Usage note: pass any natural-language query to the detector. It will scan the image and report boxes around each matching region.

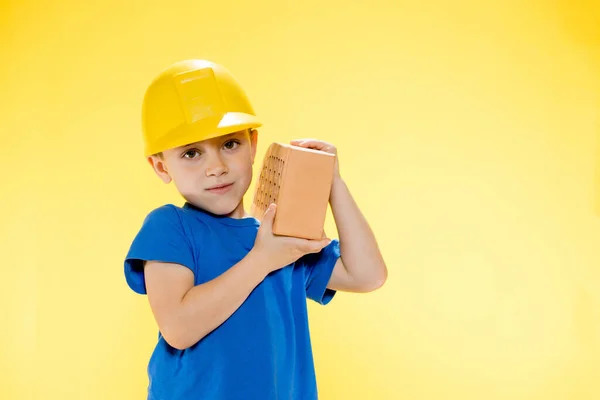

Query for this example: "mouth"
[205,182,234,193]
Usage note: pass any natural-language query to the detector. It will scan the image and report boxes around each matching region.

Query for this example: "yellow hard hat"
[141,59,262,156]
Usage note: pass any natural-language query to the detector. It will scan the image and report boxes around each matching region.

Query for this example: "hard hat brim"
[218,112,262,132]
[144,112,262,156]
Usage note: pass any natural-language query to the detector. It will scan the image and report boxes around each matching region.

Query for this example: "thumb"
[261,203,277,229]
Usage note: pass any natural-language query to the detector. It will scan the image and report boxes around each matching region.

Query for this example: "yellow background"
[2,0,600,399]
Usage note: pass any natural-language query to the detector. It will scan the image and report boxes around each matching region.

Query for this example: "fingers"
[290,138,313,144]
[290,139,321,148]
[295,237,331,254]
[290,139,335,154]
[309,238,331,253]
[291,139,317,146]
[317,237,332,248]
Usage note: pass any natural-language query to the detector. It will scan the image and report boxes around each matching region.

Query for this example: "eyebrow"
[180,132,244,148]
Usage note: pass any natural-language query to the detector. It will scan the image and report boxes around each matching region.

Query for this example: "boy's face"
[148,129,259,218]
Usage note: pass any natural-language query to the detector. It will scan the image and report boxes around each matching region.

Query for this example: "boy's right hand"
[251,203,331,275]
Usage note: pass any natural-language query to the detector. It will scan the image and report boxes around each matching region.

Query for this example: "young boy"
[124,59,387,400]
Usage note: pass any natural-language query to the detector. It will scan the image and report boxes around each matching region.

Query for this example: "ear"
[249,128,259,164]
[147,155,172,184]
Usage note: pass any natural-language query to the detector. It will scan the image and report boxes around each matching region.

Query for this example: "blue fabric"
[125,203,340,400]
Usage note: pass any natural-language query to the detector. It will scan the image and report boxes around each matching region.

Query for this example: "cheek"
[228,160,253,188]
[171,167,201,191]
[230,154,251,173]
[240,160,254,180]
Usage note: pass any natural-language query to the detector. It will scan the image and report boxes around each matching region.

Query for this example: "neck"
[228,199,249,219]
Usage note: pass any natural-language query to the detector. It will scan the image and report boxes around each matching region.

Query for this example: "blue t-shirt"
[124,202,340,400]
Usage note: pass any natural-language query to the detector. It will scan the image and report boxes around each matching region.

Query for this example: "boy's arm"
[288,138,387,293]
[326,176,388,293]
[144,250,267,351]
[141,204,331,351]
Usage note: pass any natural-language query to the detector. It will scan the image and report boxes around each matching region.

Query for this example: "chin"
[210,204,238,216]
[189,196,242,216]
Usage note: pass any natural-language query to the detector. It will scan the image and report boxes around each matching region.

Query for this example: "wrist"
[330,175,345,200]
[246,248,273,279]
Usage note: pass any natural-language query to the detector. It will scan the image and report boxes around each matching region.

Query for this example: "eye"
[224,140,240,150]
[182,149,201,159]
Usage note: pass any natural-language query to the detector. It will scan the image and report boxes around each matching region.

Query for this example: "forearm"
[166,250,267,349]
[329,177,387,289]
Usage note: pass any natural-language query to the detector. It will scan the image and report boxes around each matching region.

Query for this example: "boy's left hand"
[290,139,341,180]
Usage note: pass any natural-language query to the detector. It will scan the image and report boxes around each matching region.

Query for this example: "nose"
[205,151,228,177]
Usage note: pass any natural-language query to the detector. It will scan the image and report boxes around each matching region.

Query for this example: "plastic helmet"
[141,59,262,156]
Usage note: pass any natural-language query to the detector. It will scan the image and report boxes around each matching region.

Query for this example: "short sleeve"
[297,239,341,305]
[124,205,196,295]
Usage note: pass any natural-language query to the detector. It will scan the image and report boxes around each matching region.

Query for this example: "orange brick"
[250,142,336,240]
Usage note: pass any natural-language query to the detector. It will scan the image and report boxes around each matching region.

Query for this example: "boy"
[124,59,387,400]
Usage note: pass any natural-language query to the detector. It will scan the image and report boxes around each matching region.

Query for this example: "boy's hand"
[290,139,341,180]
[251,203,331,275]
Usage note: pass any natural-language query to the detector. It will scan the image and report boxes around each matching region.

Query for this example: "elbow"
[368,276,387,292]
[354,262,387,293]
[366,262,388,292]
[161,325,203,351]
[162,331,191,351]
[376,268,388,290]
[165,338,192,351]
